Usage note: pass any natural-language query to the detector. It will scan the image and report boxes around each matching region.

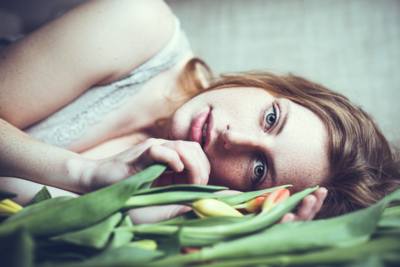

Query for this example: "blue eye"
[265,105,278,129]
[251,155,267,187]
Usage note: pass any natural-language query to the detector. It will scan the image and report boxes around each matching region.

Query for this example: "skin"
[168,87,330,192]
[0,0,328,223]
[85,86,330,223]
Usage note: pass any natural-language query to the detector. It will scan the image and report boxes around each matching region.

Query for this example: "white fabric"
[24,17,191,148]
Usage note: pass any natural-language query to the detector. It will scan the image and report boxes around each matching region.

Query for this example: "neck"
[142,53,196,139]
[142,78,187,140]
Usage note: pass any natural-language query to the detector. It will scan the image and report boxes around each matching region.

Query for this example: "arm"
[0,129,210,211]
[0,120,327,223]
[0,0,177,198]
[0,118,91,194]
[0,0,175,128]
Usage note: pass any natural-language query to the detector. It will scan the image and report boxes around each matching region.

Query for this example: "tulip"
[0,198,23,216]
[262,188,290,213]
[235,195,267,213]
[247,195,272,213]
[129,239,158,250]
[192,199,243,218]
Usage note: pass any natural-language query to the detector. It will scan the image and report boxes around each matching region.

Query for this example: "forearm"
[0,119,93,193]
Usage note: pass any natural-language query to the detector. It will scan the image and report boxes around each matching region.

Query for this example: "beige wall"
[1,0,399,145]
[167,0,400,146]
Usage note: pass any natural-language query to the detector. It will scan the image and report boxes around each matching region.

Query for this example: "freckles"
[278,165,322,192]
[209,153,249,189]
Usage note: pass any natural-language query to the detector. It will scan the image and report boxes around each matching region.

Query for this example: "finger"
[118,138,167,162]
[279,213,296,224]
[311,187,328,215]
[296,195,317,221]
[183,142,210,185]
[165,141,210,185]
[192,142,211,183]
[138,145,185,173]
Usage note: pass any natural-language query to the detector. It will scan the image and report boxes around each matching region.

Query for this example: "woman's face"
[168,87,330,192]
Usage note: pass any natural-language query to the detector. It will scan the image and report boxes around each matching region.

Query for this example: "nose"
[221,128,261,151]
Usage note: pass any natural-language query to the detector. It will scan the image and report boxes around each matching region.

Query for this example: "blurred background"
[0,0,399,146]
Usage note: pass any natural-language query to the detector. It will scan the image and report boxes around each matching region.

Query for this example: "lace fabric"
[24,17,191,148]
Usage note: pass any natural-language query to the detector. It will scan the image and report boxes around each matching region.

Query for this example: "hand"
[279,187,328,223]
[81,138,210,192]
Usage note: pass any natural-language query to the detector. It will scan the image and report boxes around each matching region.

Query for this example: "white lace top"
[23,17,191,148]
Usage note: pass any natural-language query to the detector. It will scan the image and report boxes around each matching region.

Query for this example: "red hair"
[176,58,400,218]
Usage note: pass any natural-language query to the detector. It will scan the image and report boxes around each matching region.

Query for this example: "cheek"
[208,152,250,190]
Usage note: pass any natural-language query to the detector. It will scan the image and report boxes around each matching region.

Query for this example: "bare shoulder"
[0,0,176,128]
[42,0,176,77]
[77,0,177,81]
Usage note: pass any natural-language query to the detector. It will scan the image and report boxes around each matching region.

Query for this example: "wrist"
[65,157,97,194]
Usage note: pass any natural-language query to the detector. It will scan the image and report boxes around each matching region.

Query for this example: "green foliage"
[0,164,166,237]
[51,213,123,249]
[1,164,399,267]
[27,186,52,206]
[0,227,34,267]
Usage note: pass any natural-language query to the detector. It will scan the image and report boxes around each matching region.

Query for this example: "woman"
[0,0,398,223]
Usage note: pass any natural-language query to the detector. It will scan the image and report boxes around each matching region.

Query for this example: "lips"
[202,109,213,149]
[189,107,211,148]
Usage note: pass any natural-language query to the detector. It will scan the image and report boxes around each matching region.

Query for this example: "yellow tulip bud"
[193,199,243,218]
[129,239,157,250]
[0,198,23,216]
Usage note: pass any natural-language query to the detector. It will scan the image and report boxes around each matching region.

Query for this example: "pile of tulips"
[0,164,399,267]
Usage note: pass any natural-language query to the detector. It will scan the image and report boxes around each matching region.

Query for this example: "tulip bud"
[244,196,267,213]
[0,198,23,216]
[262,188,290,213]
[129,239,157,250]
[193,199,243,218]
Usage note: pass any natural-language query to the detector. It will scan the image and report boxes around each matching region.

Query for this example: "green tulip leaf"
[27,186,52,206]
[51,213,123,249]
[217,184,291,205]
[40,246,164,267]
[0,227,34,267]
[0,164,166,237]
[136,184,228,195]
[109,215,134,248]
[124,191,218,209]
